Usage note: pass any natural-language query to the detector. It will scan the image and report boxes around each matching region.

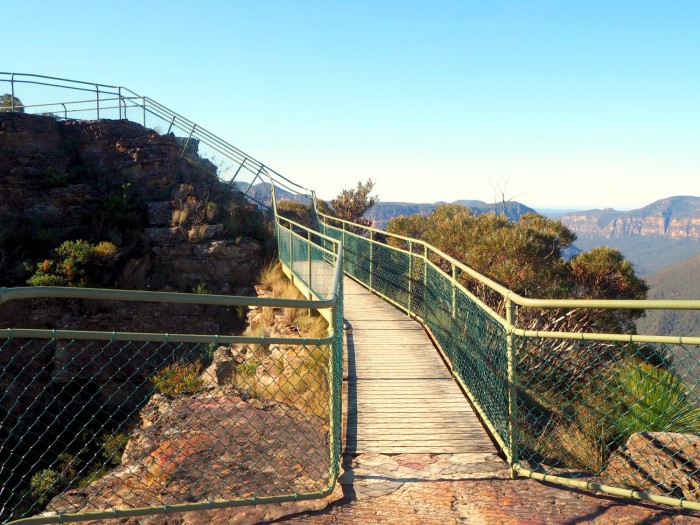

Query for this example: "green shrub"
[151,362,204,395]
[27,239,119,287]
[520,358,700,473]
[236,361,259,377]
[612,361,700,439]
[29,469,60,504]
[101,432,129,466]
[192,283,210,295]
[95,241,118,258]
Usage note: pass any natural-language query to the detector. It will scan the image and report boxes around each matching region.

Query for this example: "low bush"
[26,239,118,287]
[150,362,204,395]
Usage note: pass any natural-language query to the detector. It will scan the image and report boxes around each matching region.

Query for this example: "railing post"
[342,222,346,270]
[180,123,197,158]
[407,240,413,316]
[451,261,457,319]
[118,86,123,119]
[166,115,176,135]
[10,73,16,111]
[369,230,373,292]
[505,297,518,479]
[95,84,100,119]
[142,97,147,127]
[423,244,428,320]
[289,227,294,277]
[307,229,312,297]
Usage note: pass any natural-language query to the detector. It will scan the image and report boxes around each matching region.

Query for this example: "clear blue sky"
[4,1,699,209]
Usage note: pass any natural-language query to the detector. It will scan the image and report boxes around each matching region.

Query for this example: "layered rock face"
[0,111,268,293]
[0,112,272,522]
[559,197,700,240]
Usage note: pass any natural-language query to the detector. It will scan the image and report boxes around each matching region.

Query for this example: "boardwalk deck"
[342,277,496,455]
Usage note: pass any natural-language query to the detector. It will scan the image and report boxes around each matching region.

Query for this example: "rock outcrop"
[47,393,329,515]
[0,111,268,292]
[603,432,700,501]
[559,197,700,240]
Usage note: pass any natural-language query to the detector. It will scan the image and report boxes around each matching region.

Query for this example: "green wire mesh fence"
[514,334,700,503]
[1,217,342,524]
[0,334,332,523]
[0,72,346,524]
[317,211,700,509]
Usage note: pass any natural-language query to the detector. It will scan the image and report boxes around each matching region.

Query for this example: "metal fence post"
[342,223,346,269]
[10,73,15,111]
[451,262,457,319]
[166,115,177,135]
[180,123,197,158]
[505,296,518,479]
[408,240,413,316]
[423,244,428,320]
[289,227,294,276]
[369,230,374,292]
[95,84,100,119]
[307,229,313,298]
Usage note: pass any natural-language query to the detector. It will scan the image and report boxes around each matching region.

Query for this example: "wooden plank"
[341,276,495,455]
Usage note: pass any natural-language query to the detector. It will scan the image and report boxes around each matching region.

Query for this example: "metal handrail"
[316,210,700,313]
[0,72,346,524]
[315,206,700,512]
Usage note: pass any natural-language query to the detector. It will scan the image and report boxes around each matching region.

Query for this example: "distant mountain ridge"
[366,200,536,228]
[362,195,700,275]
[555,196,700,240]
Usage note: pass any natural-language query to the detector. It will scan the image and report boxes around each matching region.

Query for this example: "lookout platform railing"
[316,209,700,511]
[2,72,700,521]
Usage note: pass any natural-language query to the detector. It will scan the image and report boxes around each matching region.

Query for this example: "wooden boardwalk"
[342,277,496,455]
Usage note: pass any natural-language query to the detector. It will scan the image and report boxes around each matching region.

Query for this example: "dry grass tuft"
[230,262,332,417]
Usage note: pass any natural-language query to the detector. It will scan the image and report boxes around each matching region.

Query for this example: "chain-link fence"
[1,215,343,524]
[0,72,312,210]
[318,212,700,510]
[514,332,700,505]
[0,72,345,523]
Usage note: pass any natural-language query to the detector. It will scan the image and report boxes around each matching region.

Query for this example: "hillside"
[636,253,700,337]
[551,197,700,274]
[554,196,700,240]
[573,236,700,275]
[366,200,536,228]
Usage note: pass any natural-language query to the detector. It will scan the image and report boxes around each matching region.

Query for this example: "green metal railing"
[0,221,343,525]
[0,72,309,208]
[4,71,700,518]
[0,74,343,524]
[316,209,700,511]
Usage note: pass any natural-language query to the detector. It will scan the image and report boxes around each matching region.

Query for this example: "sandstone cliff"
[0,112,268,294]
[558,196,700,240]
[0,112,274,521]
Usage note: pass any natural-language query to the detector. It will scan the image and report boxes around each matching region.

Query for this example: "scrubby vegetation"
[232,262,331,417]
[386,204,698,477]
[275,200,315,228]
[25,239,118,287]
[327,179,378,228]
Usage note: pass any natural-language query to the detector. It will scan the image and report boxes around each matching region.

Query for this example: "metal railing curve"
[315,207,700,512]
[0,73,343,524]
